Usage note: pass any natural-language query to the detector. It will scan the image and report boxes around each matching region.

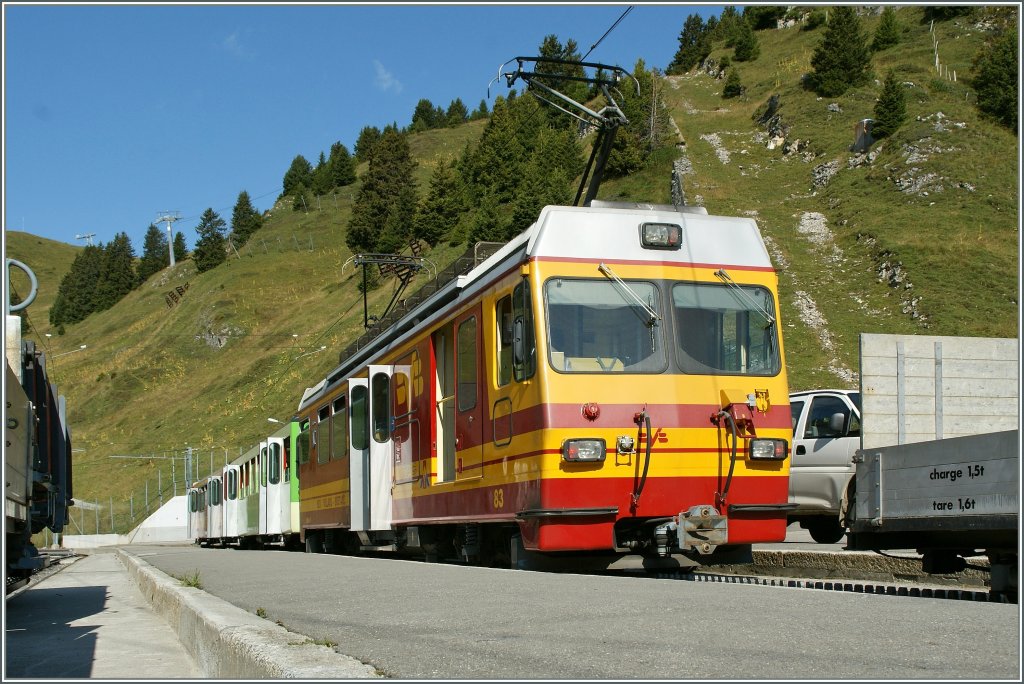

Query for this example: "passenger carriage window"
[351,385,370,451]
[260,447,268,487]
[296,420,311,464]
[512,280,536,381]
[227,470,236,501]
[372,373,391,443]
[331,397,348,460]
[545,278,666,373]
[269,443,282,485]
[672,282,780,376]
[317,405,330,464]
[213,479,222,506]
[496,295,513,387]
[457,317,478,411]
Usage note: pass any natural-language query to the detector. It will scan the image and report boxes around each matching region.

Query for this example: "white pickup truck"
[787,389,861,543]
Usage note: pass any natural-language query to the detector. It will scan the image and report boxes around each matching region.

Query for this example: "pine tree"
[510,127,580,230]
[872,70,907,139]
[281,155,313,197]
[94,232,137,310]
[470,98,489,120]
[605,59,671,177]
[723,67,744,98]
[137,223,169,283]
[872,6,901,52]
[414,158,464,246]
[312,151,332,196]
[743,5,787,30]
[668,13,712,74]
[714,6,744,47]
[807,7,872,97]
[733,18,761,62]
[50,245,103,327]
[292,184,312,212]
[230,190,262,247]
[463,95,543,205]
[328,141,356,188]
[468,191,507,244]
[972,29,1018,131]
[193,208,227,273]
[536,35,589,125]
[354,125,382,162]
[173,232,189,262]
[446,98,468,127]
[411,98,440,132]
[346,127,418,254]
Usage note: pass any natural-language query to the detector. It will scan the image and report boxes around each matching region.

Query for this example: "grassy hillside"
[6,6,1017,528]
[5,231,79,340]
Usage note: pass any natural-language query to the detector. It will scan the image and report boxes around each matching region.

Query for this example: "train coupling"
[654,506,728,556]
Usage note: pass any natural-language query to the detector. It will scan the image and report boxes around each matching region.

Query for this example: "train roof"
[298,202,773,412]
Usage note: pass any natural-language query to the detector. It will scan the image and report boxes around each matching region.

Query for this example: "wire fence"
[47,446,251,539]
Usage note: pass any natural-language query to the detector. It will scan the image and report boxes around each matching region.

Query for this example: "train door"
[368,365,395,531]
[208,476,224,541]
[258,441,269,537]
[390,359,417,520]
[349,378,371,531]
[455,309,483,480]
[433,324,456,482]
[267,435,288,535]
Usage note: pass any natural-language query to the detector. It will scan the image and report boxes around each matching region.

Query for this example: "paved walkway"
[5,550,199,679]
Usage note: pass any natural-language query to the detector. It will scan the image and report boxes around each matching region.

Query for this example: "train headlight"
[640,222,682,250]
[749,438,788,460]
[562,438,606,462]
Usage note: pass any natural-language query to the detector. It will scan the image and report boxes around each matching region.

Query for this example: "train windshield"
[544,277,667,373]
[671,282,780,376]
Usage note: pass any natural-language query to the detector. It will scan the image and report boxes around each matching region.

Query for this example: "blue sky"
[4,3,723,251]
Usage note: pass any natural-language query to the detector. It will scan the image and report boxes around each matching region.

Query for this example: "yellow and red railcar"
[297,201,793,569]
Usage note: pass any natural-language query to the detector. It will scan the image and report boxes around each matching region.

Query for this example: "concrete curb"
[115,549,382,678]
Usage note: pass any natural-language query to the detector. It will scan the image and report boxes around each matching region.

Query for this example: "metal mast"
[156,211,182,268]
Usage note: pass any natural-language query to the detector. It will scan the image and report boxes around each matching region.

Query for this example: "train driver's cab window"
[545,278,665,373]
[496,295,514,387]
[672,282,780,376]
[512,280,536,381]
[296,420,310,465]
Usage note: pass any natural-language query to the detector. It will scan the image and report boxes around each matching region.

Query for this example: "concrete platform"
[4,526,993,678]
[4,549,200,679]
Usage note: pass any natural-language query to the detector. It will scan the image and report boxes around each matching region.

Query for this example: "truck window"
[790,400,805,433]
[805,396,851,439]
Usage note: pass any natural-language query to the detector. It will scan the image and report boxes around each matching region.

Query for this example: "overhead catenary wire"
[581,5,634,61]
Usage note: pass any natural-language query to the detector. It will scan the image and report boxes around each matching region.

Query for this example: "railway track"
[645,568,1013,603]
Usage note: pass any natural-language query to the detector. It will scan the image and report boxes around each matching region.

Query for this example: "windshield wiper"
[713,269,776,327]
[598,263,661,327]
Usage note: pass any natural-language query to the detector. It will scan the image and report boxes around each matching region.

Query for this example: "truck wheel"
[808,518,846,544]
